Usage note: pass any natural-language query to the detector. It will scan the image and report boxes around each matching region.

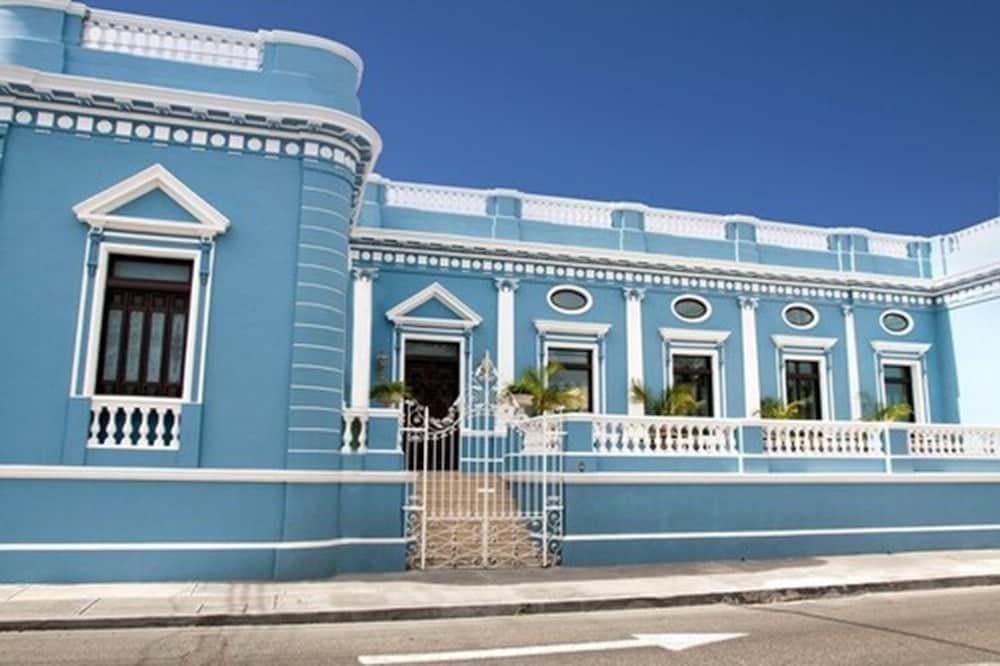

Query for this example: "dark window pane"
[112,258,191,283]
[672,354,714,416]
[167,314,186,386]
[549,289,588,311]
[124,311,145,383]
[102,309,123,382]
[883,364,916,422]
[785,359,821,420]
[674,298,708,320]
[549,347,592,412]
[146,312,166,383]
[406,340,460,361]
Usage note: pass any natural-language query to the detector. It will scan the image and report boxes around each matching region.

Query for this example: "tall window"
[883,364,916,423]
[548,348,593,412]
[96,256,193,397]
[785,359,822,420]
[672,354,714,416]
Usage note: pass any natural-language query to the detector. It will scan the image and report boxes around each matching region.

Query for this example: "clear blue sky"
[95,0,999,236]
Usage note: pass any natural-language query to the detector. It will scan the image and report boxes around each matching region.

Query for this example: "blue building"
[3,1,1000,582]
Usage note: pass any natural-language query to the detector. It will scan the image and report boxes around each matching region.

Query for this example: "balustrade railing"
[761,420,885,457]
[907,424,1000,457]
[88,397,181,450]
[591,416,739,455]
[342,408,370,452]
[81,10,263,71]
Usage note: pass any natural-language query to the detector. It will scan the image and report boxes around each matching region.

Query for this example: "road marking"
[357,632,746,664]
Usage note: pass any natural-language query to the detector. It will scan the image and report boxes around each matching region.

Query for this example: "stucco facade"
[3,1,1000,582]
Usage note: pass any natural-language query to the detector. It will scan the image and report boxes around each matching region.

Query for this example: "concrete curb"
[4,574,1000,632]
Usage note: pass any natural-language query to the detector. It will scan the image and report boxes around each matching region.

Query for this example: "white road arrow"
[357,632,746,664]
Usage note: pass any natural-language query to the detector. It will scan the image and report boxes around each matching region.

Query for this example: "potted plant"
[370,380,409,408]
[756,397,805,419]
[864,402,913,422]
[630,382,702,416]
[504,361,586,417]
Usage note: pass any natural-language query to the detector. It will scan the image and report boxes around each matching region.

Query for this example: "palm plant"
[756,397,805,419]
[505,362,586,416]
[630,382,703,417]
[864,402,913,422]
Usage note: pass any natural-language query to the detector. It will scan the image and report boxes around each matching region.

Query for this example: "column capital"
[841,303,854,317]
[623,287,646,302]
[352,267,379,282]
[738,296,759,311]
[495,277,520,292]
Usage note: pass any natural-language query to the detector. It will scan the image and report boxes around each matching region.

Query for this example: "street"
[2,586,1000,665]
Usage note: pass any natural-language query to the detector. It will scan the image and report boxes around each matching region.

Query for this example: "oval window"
[881,310,913,335]
[783,303,818,329]
[547,286,591,314]
[672,295,711,322]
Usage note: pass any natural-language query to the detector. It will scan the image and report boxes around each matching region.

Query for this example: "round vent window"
[881,310,913,335]
[783,303,818,330]
[672,295,711,323]
[547,286,592,314]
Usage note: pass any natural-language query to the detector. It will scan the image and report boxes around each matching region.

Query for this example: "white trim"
[534,320,611,338]
[386,282,482,329]
[73,164,230,238]
[772,334,838,351]
[781,352,832,421]
[843,306,862,420]
[496,279,518,388]
[659,327,730,345]
[559,472,1000,484]
[543,340,602,414]
[878,358,928,424]
[871,341,932,355]
[739,298,760,417]
[350,270,375,408]
[546,284,593,315]
[624,289,644,415]
[562,524,1000,542]
[880,309,914,336]
[0,537,405,552]
[781,302,819,330]
[0,465,413,484]
[668,347,723,418]
[671,293,712,323]
[81,243,204,403]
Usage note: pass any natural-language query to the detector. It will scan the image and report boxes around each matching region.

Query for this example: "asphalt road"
[3,586,1000,665]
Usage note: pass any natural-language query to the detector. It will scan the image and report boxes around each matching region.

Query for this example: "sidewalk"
[3,549,1000,631]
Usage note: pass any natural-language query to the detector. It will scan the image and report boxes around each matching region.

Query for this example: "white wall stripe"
[564,523,1000,542]
[299,242,346,258]
[297,281,345,295]
[290,405,340,413]
[294,323,344,333]
[296,301,344,314]
[291,384,343,394]
[0,537,405,552]
[288,426,340,433]
[292,363,343,373]
[297,262,346,276]
[301,204,349,221]
[0,465,411,483]
[293,343,344,353]
[559,472,1000,484]
[302,185,351,202]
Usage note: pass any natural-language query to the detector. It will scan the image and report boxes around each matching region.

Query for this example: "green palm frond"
[631,382,703,417]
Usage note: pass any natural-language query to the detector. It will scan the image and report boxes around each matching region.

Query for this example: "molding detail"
[772,334,838,351]
[386,282,483,330]
[871,341,932,356]
[660,327,730,344]
[73,164,230,238]
[535,319,611,338]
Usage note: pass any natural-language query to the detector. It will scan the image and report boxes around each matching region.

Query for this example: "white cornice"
[659,327,731,344]
[535,319,611,338]
[386,281,483,328]
[772,334,838,350]
[871,341,932,355]
[0,65,381,161]
[351,227,932,293]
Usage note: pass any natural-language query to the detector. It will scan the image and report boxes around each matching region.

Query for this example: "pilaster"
[350,268,378,408]
[739,296,760,417]
[842,302,861,419]
[495,278,519,388]
[623,287,646,415]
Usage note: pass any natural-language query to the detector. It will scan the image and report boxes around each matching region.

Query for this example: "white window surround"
[879,309,915,336]
[397,332,467,404]
[659,327,730,417]
[782,302,820,331]
[870,339,932,423]
[80,241,206,404]
[781,352,832,421]
[546,284,593,315]
[671,293,712,323]
[73,164,230,239]
[542,340,601,414]
[772,334,837,421]
[878,358,928,424]
[534,320,611,338]
[386,282,483,331]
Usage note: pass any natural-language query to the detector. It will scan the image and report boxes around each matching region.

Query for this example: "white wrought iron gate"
[402,355,564,569]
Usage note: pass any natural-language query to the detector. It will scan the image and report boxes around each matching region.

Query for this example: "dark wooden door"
[404,340,461,470]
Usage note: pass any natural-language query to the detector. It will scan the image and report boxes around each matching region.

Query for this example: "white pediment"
[386,282,482,330]
[73,164,230,238]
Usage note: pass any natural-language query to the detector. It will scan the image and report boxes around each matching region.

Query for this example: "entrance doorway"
[403,339,461,471]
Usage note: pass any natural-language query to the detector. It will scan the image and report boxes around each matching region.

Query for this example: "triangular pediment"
[73,164,230,238]
[386,282,482,330]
